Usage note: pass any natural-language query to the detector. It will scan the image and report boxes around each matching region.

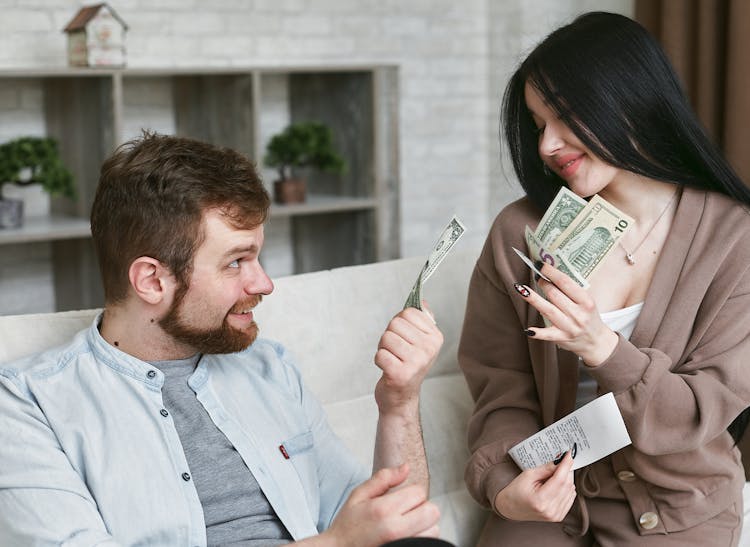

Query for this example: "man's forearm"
[370,305,442,495]
[373,401,429,493]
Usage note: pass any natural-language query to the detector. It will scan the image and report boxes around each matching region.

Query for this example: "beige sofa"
[3,246,749,546]
[0,247,488,546]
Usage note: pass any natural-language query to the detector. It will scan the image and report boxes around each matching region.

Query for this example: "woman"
[460,11,750,546]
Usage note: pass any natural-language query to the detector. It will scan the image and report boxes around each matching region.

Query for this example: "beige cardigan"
[460,187,750,535]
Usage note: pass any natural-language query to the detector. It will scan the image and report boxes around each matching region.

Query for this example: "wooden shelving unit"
[0,65,400,311]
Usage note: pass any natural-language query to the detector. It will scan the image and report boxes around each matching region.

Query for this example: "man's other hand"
[322,464,440,547]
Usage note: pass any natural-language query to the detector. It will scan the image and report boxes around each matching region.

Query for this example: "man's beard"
[160,287,262,355]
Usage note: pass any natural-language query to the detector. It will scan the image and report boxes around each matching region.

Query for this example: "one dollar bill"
[404,215,466,310]
[534,186,587,246]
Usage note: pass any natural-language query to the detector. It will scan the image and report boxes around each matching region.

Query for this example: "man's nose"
[245,263,274,296]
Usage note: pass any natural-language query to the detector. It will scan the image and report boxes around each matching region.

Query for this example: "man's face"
[159,209,274,354]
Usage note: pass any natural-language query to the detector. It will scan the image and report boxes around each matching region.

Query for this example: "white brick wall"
[0,0,632,314]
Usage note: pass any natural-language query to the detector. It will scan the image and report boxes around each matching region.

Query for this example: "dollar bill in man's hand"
[404,269,425,310]
[404,215,466,310]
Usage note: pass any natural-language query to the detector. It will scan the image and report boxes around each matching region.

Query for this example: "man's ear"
[128,257,176,305]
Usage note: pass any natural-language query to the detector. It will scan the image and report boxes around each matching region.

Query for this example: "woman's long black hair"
[503,11,750,212]
[501,11,750,443]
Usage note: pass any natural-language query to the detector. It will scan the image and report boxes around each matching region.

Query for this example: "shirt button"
[182,472,191,482]
[639,511,659,530]
[617,470,636,482]
[146,370,157,379]
[160,409,169,417]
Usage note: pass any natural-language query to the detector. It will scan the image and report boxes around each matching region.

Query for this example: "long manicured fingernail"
[513,283,531,297]
[553,451,566,465]
[533,261,548,282]
[571,442,578,459]
[532,262,542,282]
[523,329,535,337]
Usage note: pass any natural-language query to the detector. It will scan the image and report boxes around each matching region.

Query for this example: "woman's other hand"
[514,264,619,366]
[493,451,576,521]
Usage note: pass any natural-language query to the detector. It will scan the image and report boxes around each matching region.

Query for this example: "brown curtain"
[635,0,750,184]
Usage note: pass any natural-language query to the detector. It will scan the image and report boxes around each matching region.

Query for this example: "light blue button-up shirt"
[0,316,367,546]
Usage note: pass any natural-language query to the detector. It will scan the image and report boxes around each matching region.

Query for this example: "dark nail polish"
[523,329,535,337]
[513,283,531,297]
[571,442,578,459]
[534,260,544,271]
[553,451,565,465]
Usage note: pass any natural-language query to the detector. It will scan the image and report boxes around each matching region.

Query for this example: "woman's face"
[524,82,620,198]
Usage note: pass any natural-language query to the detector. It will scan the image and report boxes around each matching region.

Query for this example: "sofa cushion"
[254,248,477,404]
[0,308,96,363]
[258,249,486,546]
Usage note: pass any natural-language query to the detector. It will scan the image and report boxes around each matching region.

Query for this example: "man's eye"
[228,259,240,269]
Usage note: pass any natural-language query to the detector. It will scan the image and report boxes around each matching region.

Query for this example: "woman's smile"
[554,153,584,178]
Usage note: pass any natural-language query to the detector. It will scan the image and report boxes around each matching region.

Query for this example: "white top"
[575,302,644,409]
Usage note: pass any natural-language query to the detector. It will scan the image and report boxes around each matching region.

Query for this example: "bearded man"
[0,133,443,546]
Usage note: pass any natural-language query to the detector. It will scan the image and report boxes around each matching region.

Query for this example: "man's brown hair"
[91,132,270,303]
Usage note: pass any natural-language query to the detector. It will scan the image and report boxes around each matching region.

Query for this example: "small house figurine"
[63,3,128,67]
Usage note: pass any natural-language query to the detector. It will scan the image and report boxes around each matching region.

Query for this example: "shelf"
[0,215,90,245]
[0,196,377,245]
[0,65,399,312]
[0,64,395,78]
[270,195,376,217]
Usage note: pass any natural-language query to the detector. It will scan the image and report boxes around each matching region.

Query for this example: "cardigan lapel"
[629,186,705,349]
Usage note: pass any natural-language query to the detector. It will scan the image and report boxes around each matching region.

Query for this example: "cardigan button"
[617,470,636,482]
[639,511,659,530]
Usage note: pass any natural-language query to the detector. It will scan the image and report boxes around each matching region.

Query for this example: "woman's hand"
[494,451,576,521]
[513,263,618,367]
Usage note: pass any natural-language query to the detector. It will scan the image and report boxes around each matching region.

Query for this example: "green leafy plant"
[264,122,346,181]
[0,136,75,199]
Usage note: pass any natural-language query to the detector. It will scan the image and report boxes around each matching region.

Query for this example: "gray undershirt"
[152,354,292,546]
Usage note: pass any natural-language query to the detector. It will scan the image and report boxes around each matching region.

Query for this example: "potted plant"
[0,136,75,228]
[264,122,346,204]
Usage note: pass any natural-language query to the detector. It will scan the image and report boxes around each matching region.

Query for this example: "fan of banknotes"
[513,187,633,288]
[404,215,466,310]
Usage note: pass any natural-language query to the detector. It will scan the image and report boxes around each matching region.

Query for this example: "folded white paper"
[508,392,632,471]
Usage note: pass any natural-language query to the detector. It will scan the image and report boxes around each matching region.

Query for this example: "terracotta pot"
[274,178,306,204]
